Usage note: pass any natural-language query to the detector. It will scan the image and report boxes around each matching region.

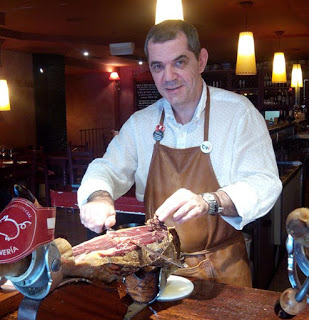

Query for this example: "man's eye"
[152,64,163,71]
[175,60,185,67]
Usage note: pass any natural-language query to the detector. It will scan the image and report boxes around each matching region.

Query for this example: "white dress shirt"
[78,81,282,230]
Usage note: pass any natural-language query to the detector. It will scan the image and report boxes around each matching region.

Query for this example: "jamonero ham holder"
[0,185,181,319]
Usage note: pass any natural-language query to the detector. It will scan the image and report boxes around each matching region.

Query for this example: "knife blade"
[137,244,184,268]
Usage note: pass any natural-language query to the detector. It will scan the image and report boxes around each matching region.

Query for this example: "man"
[78,20,282,287]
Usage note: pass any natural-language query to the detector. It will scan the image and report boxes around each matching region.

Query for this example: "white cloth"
[78,82,282,230]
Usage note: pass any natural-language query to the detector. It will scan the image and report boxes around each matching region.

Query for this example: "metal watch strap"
[201,192,224,215]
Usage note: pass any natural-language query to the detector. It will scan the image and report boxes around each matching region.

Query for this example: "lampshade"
[291,64,303,88]
[155,0,184,24]
[272,52,287,83]
[236,32,257,75]
[109,72,120,81]
[0,80,10,111]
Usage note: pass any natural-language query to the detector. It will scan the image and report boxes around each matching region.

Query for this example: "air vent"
[109,42,135,56]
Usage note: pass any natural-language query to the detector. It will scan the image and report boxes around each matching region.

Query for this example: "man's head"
[144,20,201,60]
[145,20,208,113]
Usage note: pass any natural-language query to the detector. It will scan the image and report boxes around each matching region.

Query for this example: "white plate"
[157,275,194,302]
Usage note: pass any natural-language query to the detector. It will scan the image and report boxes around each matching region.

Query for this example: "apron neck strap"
[204,86,210,141]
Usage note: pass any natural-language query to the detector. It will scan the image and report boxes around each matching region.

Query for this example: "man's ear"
[199,48,208,73]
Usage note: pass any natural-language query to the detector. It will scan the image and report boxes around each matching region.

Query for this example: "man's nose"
[163,65,176,82]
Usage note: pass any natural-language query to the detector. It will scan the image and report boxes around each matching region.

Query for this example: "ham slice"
[57,219,180,283]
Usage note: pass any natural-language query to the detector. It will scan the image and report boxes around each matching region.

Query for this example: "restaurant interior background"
[0,0,309,153]
[0,0,309,294]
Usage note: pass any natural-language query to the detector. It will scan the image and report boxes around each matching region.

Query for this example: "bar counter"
[1,278,309,319]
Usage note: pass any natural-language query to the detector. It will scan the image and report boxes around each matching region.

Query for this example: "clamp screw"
[51,258,61,272]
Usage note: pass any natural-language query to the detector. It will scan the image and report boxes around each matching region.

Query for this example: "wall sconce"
[155,0,184,24]
[236,1,257,75]
[0,35,10,111]
[272,31,286,83]
[0,79,10,111]
[109,72,120,92]
[291,64,303,106]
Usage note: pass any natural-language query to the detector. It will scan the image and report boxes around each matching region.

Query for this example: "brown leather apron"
[144,87,252,287]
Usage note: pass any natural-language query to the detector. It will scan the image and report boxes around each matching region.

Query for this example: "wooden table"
[1,279,309,320]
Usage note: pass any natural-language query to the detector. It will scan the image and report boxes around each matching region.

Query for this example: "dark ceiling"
[0,0,309,73]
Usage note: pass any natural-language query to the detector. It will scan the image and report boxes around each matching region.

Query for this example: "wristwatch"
[201,193,224,215]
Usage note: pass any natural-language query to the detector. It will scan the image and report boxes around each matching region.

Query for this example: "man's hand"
[155,188,208,224]
[80,191,116,233]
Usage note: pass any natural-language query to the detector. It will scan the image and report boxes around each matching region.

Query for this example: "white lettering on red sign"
[0,246,19,256]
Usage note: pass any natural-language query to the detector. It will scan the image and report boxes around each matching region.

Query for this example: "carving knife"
[137,244,184,268]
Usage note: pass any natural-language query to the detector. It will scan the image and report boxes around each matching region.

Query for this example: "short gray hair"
[144,20,201,60]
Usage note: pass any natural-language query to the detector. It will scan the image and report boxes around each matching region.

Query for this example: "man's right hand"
[80,191,116,234]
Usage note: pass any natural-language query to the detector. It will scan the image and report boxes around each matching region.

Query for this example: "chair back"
[43,151,71,206]
[67,145,93,187]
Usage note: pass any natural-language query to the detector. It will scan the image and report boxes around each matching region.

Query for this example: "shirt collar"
[163,80,207,124]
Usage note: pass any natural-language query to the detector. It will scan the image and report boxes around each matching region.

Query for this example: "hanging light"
[236,1,257,75]
[236,32,256,75]
[155,0,184,25]
[0,79,10,111]
[291,64,303,88]
[291,64,303,106]
[272,31,286,83]
[272,53,286,83]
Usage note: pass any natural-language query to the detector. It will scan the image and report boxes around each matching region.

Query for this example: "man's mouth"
[165,85,182,91]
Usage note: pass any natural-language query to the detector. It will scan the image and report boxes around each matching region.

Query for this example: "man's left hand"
[155,188,208,223]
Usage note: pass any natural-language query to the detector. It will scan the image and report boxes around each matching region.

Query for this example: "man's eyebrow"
[173,54,189,61]
[150,55,189,67]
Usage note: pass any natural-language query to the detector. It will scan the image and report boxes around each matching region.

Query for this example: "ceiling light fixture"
[291,64,303,106]
[272,31,286,83]
[236,1,257,75]
[155,0,184,25]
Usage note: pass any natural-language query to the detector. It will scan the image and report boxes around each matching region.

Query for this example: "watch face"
[203,193,215,201]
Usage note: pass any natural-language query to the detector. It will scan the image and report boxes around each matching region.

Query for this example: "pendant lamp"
[291,64,303,106]
[0,79,10,111]
[236,1,257,75]
[272,31,286,83]
[155,0,184,25]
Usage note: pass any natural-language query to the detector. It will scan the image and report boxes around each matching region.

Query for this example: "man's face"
[148,32,207,110]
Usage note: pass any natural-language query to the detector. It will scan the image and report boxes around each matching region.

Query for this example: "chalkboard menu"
[135,81,162,110]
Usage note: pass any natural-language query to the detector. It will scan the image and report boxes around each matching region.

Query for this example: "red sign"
[0,198,56,263]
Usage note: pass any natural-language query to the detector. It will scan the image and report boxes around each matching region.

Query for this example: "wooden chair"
[67,145,93,188]
[43,151,70,206]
